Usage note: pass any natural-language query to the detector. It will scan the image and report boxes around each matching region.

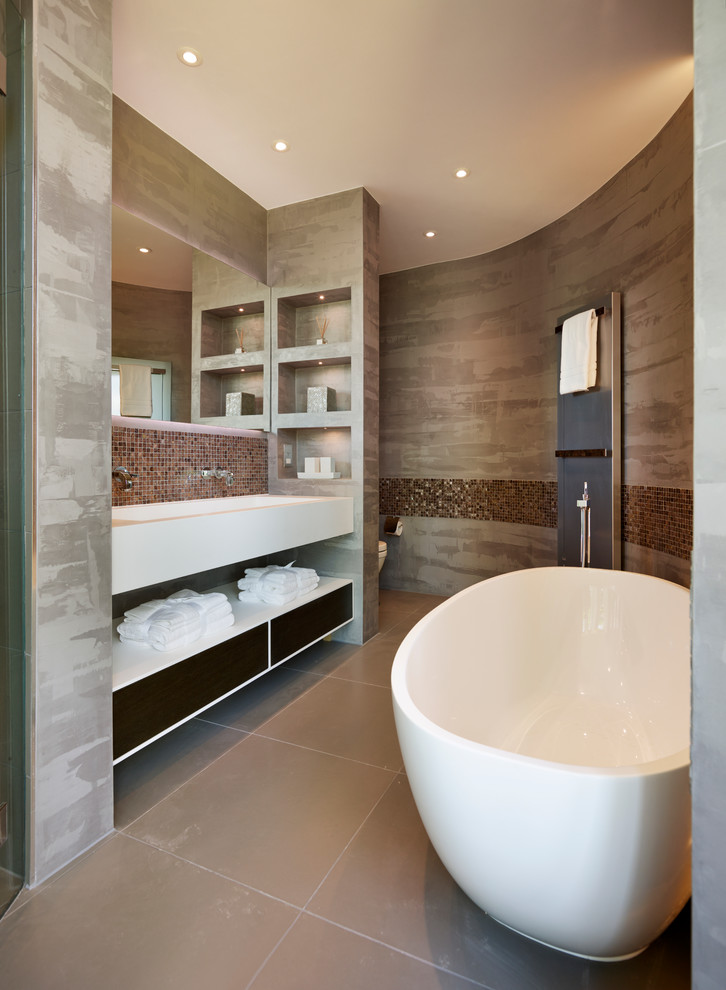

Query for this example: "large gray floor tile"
[0,832,298,990]
[249,912,484,990]
[126,733,394,906]
[308,775,691,990]
[379,589,445,614]
[198,663,323,732]
[114,716,247,829]
[258,674,403,770]
[325,634,398,687]
[284,637,361,676]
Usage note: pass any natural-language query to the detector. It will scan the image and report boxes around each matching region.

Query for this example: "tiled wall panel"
[267,189,380,644]
[111,426,268,505]
[30,0,114,884]
[112,98,267,285]
[693,1,726,984]
[379,96,693,595]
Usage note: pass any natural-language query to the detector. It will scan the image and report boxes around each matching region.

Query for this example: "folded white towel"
[123,598,167,623]
[235,563,319,606]
[559,309,598,395]
[165,589,231,613]
[118,588,234,650]
[237,564,319,594]
[238,587,299,607]
[119,610,235,651]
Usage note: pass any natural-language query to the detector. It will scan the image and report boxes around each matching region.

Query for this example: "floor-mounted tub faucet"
[577,481,591,567]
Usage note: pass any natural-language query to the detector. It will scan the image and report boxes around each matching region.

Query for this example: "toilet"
[378,540,388,573]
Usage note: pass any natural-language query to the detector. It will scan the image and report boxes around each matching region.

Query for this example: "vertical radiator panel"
[556,293,621,569]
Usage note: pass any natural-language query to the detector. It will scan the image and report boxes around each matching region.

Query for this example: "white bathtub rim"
[391,566,691,779]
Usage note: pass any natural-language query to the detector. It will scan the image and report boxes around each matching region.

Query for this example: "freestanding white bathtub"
[391,566,691,961]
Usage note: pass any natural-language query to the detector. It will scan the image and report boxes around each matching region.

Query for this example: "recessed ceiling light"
[138,246,151,254]
[273,140,289,152]
[177,47,202,67]
[319,294,325,300]
[454,168,470,179]
[424,230,436,238]
[238,307,245,313]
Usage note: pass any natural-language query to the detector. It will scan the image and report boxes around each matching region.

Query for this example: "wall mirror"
[112,205,271,431]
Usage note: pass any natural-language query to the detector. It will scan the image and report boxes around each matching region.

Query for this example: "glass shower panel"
[0,0,26,918]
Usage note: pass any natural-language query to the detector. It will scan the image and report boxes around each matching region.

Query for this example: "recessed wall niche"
[200,300,265,358]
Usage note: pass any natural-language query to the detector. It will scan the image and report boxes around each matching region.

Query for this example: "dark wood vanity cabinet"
[112,578,353,762]
[270,582,353,665]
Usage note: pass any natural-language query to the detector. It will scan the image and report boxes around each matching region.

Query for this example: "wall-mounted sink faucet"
[200,467,235,487]
[112,465,137,491]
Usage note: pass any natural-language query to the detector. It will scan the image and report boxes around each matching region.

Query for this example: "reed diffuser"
[235,328,244,353]
[315,315,329,345]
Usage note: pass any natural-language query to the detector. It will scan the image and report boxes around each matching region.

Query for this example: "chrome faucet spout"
[112,465,138,491]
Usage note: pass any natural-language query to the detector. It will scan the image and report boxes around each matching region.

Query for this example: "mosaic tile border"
[622,484,693,561]
[112,426,268,505]
[380,478,693,560]
[379,478,558,529]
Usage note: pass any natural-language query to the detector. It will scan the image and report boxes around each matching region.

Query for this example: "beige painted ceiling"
[112,0,693,276]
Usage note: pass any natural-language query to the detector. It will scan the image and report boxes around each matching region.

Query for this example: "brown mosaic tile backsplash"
[112,426,268,505]
[622,485,693,560]
[380,478,693,560]
[379,478,558,529]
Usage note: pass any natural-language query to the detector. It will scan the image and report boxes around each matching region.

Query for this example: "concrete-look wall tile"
[268,188,379,643]
[622,542,691,588]
[380,517,556,597]
[30,0,114,885]
[380,96,693,592]
[112,97,267,285]
[693,2,726,984]
[267,189,364,289]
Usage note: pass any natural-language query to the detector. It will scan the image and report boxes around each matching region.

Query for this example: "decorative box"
[306,386,337,413]
[225,391,255,416]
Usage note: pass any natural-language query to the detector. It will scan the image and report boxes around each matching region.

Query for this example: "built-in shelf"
[275,412,352,429]
[112,577,354,762]
[200,349,266,373]
[192,256,272,432]
[275,426,352,480]
[199,366,264,421]
[277,358,351,416]
[201,299,266,358]
[277,287,352,350]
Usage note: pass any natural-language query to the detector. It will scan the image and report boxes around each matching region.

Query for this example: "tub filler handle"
[576,482,591,567]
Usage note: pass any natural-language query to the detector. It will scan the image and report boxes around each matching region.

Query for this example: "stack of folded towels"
[237,563,319,606]
[117,588,234,651]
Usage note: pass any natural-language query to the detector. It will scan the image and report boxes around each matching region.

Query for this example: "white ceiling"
[112,0,693,276]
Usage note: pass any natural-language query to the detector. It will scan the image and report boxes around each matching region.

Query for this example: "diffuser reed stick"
[316,315,329,344]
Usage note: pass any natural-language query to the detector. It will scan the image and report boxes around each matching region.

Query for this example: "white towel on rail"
[119,363,152,417]
[559,309,598,394]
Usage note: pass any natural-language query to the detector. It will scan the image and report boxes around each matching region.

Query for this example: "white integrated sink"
[112,494,354,594]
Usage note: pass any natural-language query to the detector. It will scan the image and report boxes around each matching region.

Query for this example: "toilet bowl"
[378,540,387,573]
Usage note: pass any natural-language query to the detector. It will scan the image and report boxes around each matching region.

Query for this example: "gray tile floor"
[0,590,691,989]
